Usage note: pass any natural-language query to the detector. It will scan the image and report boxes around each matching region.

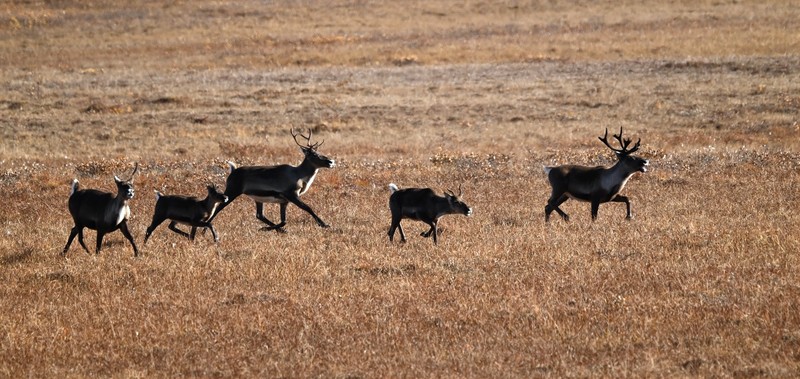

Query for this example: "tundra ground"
[1,1,799,377]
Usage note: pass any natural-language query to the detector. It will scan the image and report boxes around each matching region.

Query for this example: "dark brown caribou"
[544,128,649,222]
[144,185,228,243]
[387,183,473,244]
[208,129,335,232]
[63,164,139,257]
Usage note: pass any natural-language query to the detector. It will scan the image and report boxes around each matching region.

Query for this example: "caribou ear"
[114,175,122,183]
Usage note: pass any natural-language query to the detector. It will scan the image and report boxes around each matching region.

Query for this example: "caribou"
[544,127,649,222]
[387,183,473,244]
[143,185,229,243]
[208,128,336,232]
[63,163,140,257]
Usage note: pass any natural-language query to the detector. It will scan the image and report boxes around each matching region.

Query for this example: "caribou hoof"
[260,224,287,233]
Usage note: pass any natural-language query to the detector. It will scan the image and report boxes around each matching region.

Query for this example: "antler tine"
[458,183,463,197]
[627,138,642,154]
[298,128,324,150]
[128,163,139,181]
[613,127,630,151]
[290,127,325,150]
[612,127,642,154]
[291,127,312,148]
[601,127,642,155]
[303,129,315,146]
[598,128,623,153]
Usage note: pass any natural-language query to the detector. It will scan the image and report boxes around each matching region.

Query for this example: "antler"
[116,163,139,183]
[128,163,139,181]
[598,127,640,155]
[445,184,464,198]
[291,128,309,147]
[291,128,324,150]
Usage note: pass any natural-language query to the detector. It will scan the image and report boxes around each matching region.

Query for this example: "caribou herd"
[62,128,648,256]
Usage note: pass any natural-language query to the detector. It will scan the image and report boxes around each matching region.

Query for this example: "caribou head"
[292,128,336,169]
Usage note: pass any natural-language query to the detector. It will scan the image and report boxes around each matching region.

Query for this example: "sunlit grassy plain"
[1,0,800,377]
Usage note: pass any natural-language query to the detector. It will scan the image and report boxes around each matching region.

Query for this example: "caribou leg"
[168,221,192,239]
[285,193,329,228]
[255,202,280,227]
[545,193,570,222]
[610,195,632,219]
[260,202,288,232]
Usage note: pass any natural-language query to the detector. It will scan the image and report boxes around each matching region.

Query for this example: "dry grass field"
[2,0,800,377]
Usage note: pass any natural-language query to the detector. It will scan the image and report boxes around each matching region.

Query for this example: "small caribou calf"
[544,127,649,222]
[387,183,473,245]
[63,164,139,257]
[144,185,229,243]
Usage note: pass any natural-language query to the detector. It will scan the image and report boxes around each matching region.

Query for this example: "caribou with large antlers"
[387,183,473,244]
[63,163,140,257]
[209,128,336,232]
[544,128,649,222]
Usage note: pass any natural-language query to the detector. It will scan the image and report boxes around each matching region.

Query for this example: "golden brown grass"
[2,1,800,377]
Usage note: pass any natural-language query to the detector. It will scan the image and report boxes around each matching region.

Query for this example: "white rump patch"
[154,190,162,201]
[388,183,399,193]
[542,166,552,175]
[70,179,79,196]
[226,161,237,173]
